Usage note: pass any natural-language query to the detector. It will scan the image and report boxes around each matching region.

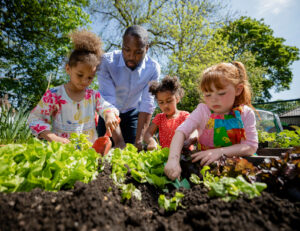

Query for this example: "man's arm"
[97,56,117,106]
[135,112,152,151]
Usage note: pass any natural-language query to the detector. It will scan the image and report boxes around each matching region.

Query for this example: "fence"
[253,98,300,126]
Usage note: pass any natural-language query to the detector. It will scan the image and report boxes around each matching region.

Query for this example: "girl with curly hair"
[28,30,119,143]
[144,76,194,150]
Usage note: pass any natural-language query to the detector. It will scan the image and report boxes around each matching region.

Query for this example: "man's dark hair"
[123,25,149,46]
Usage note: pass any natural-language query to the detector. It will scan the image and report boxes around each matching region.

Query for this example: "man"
[97,25,160,150]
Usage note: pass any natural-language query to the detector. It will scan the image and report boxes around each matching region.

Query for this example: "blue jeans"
[97,108,138,144]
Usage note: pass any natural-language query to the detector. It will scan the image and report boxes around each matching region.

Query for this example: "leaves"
[198,166,267,201]
[88,0,233,112]
[258,129,300,148]
[218,16,299,101]
[256,148,300,190]
[120,183,142,201]
[0,0,90,107]
[0,134,100,192]
[158,192,184,211]
[0,104,32,144]
[109,144,171,189]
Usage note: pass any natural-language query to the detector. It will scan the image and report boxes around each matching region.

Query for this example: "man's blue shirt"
[97,50,160,114]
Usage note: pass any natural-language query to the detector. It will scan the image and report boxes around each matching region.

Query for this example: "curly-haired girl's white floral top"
[28,85,117,142]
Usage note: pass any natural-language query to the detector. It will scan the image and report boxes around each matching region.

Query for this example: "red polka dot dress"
[152,111,190,148]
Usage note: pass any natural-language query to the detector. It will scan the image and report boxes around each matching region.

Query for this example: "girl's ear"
[235,84,244,96]
[65,64,71,75]
[175,95,180,104]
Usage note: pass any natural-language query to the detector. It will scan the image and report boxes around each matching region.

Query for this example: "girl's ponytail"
[68,30,103,68]
[232,61,252,107]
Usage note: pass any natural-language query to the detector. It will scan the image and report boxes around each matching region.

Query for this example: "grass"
[0,104,32,144]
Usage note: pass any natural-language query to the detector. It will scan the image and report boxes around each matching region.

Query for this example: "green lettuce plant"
[158,192,185,212]
[109,144,171,189]
[0,133,100,192]
[190,166,267,201]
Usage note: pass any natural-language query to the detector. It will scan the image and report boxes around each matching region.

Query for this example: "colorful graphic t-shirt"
[28,85,117,142]
[152,111,190,148]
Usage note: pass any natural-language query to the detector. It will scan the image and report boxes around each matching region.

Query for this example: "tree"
[153,1,232,111]
[218,16,299,101]
[89,0,234,111]
[0,0,90,108]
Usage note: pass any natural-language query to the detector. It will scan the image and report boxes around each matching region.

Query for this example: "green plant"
[0,133,100,192]
[257,129,276,144]
[0,104,33,144]
[158,192,185,212]
[273,129,300,148]
[190,166,267,201]
[109,144,171,190]
[120,183,142,201]
[258,129,300,148]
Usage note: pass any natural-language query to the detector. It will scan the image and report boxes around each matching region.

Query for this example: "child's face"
[203,80,243,114]
[156,91,179,117]
[65,62,96,91]
[122,35,148,70]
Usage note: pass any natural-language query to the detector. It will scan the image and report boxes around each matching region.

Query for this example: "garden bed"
[1,161,299,231]
[256,147,292,156]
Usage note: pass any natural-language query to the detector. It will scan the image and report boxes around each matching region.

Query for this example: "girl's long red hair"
[200,61,252,107]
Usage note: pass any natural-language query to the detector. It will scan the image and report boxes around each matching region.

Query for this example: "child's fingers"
[106,127,112,137]
[191,153,203,163]
[200,156,211,166]
[112,116,120,128]
[174,171,181,181]
[191,151,201,158]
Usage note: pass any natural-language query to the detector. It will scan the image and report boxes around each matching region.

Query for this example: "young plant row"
[258,129,300,148]
[0,134,100,192]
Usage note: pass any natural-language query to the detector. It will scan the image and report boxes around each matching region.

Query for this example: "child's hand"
[53,136,70,144]
[39,131,70,144]
[104,113,120,136]
[164,159,181,181]
[191,149,222,166]
[147,139,157,150]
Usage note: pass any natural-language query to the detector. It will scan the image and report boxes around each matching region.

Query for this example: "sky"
[230,0,300,101]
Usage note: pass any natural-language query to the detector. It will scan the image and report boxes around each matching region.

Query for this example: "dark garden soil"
[0,161,300,231]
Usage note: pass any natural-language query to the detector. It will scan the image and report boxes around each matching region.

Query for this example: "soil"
[0,162,300,231]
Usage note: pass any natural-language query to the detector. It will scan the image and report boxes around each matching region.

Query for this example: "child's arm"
[191,105,258,166]
[103,111,120,136]
[27,89,70,144]
[191,144,257,166]
[144,123,158,150]
[38,131,70,144]
[183,129,198,149]
[164,130,186,180]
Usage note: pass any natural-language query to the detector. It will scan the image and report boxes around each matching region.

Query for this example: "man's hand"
[134,139,143,152]
[146,138,157,150]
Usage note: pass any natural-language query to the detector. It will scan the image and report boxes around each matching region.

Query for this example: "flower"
[85,89,94,100]
[31,124,48,133]
[42,90,54,104]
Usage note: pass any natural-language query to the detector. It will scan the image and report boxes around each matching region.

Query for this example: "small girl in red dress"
[144,76,195,150]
